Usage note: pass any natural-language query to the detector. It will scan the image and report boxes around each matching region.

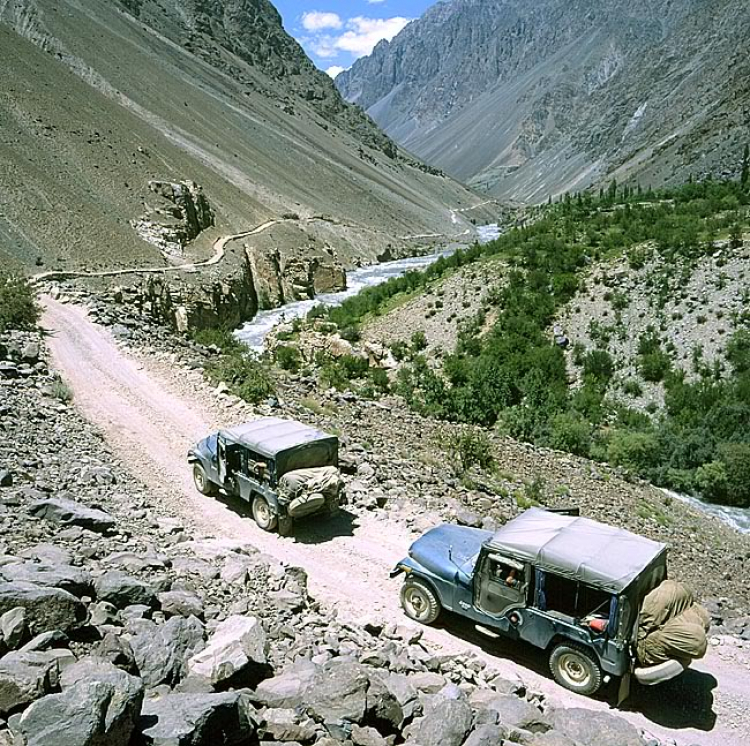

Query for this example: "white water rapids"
[235,224,502,352]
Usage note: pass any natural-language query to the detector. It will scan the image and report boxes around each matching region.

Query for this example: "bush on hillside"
[205,352,274,404]
[0,272,39,333]
[549,412,592,457]
[606,430,660,473]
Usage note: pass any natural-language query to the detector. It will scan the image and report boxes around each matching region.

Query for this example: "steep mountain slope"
[337,0,750,203]
[0,0,489,272]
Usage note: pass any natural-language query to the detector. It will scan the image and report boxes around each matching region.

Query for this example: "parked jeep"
[188,417,343,535]
[392,508,707,698]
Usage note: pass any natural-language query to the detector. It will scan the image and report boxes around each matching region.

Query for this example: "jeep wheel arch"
[401,578,441,625]
[549,642,603,696]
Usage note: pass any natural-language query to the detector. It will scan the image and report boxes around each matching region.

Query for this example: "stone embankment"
[0,329,669,745]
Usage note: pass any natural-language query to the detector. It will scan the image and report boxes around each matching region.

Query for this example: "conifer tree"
[741,144,749,187]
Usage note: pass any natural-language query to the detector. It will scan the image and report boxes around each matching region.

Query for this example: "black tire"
[192,463,217,496]
[400,579,441,625]
[549,643,603,696]
[252,495,278,532]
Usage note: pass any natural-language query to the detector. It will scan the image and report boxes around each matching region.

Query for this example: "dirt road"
[42,297,750,746]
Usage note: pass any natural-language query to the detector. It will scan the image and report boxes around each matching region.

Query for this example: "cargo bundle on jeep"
[392,507,709,698]
[188,417,344,535]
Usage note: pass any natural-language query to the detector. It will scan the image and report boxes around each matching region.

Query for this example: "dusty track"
[31,221,279,283]
[42,297,750,746]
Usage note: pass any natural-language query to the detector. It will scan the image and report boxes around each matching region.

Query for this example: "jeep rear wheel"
[252,495,278,532]
[400,580,441,625]
[193,464,217,496]
[549,643,602,696]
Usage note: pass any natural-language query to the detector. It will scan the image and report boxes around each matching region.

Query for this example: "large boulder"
[13,677,139,746]
[410,694,473,746]
[157,591,204,620]
[0,582,86,634]
[366,671,419,729]
[1,607,27,649]
[129,616,205,688]
[305,659,370,724]
[60,658,144,745]
[29,497,115,534]
[550,708,644,746]
[480,694,552,733]
[0,562,93,597]
[463,724,510,746]
[139,692,255,746]
[186,615,267,687]
[254,660,320,708]
[259,707,318,742]
[94,571,155,609]
[0,651,59,716]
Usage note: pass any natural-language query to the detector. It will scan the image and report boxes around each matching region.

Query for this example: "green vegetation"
[443,429,496,474]
[369,180,750,506]
[0,272,39,333]
[194,327,276,404]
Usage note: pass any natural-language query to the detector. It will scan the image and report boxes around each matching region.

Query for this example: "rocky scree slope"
[0,336,669,745]
[0,0,488,274]
[336,0,750,202]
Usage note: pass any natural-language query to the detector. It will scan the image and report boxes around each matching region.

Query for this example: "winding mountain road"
[41,297,750,746]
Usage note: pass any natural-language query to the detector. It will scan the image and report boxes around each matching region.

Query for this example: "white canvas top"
[487,508,666,593]
[220,418,336,458]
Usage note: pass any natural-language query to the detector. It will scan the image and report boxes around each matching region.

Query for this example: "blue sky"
[273,1,436,77]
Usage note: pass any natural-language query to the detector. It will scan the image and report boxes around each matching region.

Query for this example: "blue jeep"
[392,508,693,697]
[188,417,343,535]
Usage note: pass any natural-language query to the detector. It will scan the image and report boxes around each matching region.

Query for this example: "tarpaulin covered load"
[279,466,342,518]
[637,580,711,666]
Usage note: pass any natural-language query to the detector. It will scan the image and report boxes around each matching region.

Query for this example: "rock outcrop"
[132,181,215,259]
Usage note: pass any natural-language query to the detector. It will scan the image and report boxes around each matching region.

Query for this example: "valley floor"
[41,297,750,746]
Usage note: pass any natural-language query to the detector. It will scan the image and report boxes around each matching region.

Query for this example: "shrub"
[622,379,643,397]
[274,345,301,372]
[606,430,660,473]
[49,379,73,403]
[410,330,428,352]
[582,350,614,384]
[369,367,390,394]
[0,272,39,333]
[206,352,274,404]
[445,429,496,474]
[549,412,591,457]
[718,442,750,507]
[695,460,729,504]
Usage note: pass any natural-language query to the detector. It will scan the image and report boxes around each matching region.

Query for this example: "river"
[662,489,750,535]
[235,224,502,352]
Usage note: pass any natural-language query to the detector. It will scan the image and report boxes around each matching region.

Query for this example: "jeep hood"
[408,524,491,582]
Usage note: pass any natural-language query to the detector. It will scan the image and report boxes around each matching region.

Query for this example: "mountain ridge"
[0,0,493,273]
[336,0,750,203]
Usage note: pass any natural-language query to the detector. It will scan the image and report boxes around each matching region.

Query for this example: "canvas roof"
[220,418,336,459]
[487,508,666,593]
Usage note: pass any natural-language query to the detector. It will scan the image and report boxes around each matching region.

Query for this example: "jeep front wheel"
[193,464,217,496]
[549,643,602,696]
[252,495,278,532]
[400,580,441,625]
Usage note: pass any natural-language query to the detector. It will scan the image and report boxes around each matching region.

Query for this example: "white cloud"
[301,11,342,32]
[366,0,387,4]
[326,65,346,79]
[301,15,411,62]
[335,16,411,57]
